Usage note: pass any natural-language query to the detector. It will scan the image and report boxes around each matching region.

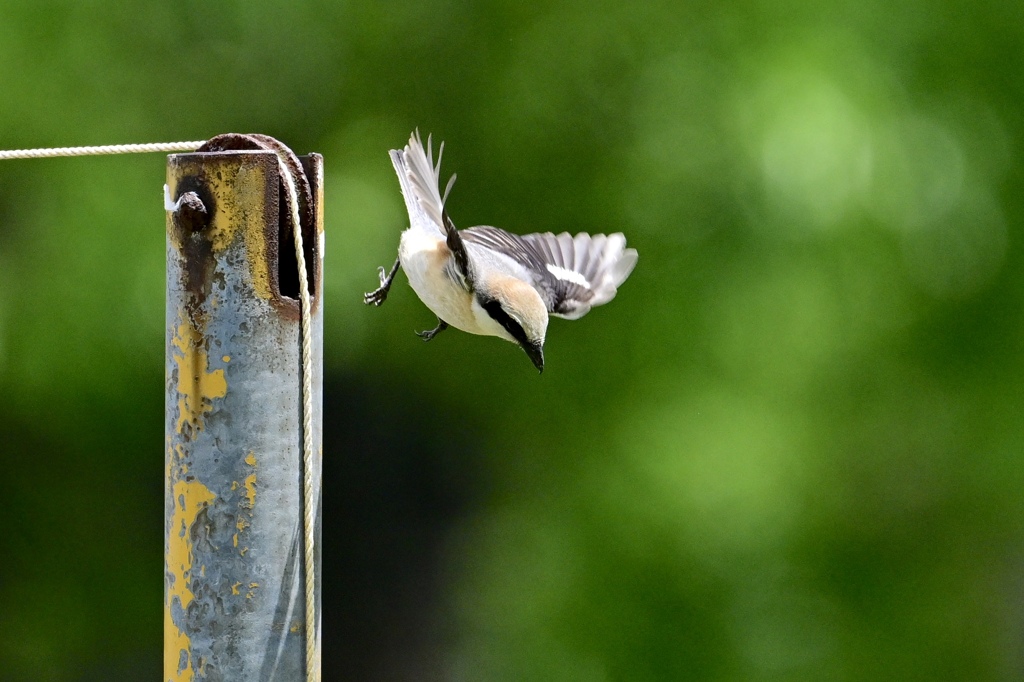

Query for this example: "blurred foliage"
[1,0,1023,679]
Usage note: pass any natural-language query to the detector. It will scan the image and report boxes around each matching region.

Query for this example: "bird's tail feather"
[390,130,451,237]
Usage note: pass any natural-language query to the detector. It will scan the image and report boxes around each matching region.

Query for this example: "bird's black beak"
[523,341,545,373]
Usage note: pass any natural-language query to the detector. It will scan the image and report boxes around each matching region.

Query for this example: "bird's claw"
[363,265,392,306]
[364,259,401,307]
[416,319,449,341]
[363,286,388,306]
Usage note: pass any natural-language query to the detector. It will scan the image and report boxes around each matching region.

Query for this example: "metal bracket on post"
[164,142,323,681]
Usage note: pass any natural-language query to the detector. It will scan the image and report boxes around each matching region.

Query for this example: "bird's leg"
[416,318,449,341]
[363,257,401,306]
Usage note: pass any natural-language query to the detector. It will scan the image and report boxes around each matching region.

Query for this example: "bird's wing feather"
[461,227,638,319]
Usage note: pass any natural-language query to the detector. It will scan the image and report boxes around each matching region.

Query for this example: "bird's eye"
[480,297,530,347]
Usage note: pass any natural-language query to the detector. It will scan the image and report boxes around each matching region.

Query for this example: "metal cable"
[278,159,319,682]
[0,141,206,160]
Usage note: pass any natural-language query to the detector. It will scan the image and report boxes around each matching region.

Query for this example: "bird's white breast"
[399,228,499,337]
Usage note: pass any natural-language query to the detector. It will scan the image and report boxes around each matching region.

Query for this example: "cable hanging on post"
[278,151,321,682]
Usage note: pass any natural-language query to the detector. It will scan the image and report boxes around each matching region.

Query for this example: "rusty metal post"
[164,147,323,681]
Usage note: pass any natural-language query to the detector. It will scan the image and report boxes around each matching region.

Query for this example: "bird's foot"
[363,270,391,306]
[363,258,401,306]
[416,319,449,341]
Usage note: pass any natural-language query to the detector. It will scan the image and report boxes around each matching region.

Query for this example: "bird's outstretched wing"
[462,227,638,319]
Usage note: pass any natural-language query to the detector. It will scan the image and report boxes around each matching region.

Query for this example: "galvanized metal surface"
[165,148,323,682]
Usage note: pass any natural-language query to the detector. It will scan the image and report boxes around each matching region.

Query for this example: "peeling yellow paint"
[164,609,188,682]
[171,322,227,436]
[243,451,257,509]
[175,160,273,298]
[242,473,256,510]
[232,452,257,555]
[222,355,231,363]
[168,444,190,481]
[165,479,215,682]
[232,450,258,552]
[231,582,242,596]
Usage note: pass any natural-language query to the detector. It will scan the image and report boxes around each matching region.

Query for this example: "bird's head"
[476,277,548,373]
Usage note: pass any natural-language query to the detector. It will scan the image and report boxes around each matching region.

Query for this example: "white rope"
[0,141,206,160]
[278,158,319,682]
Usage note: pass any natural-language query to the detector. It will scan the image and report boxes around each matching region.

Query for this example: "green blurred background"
[1,0,1022,679]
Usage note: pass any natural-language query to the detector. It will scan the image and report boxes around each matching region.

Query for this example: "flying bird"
[364,131,637,372]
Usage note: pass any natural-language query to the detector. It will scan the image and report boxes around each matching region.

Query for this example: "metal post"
[164,147,323,681]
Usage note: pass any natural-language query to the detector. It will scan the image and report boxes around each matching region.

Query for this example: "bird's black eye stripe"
[480,297,530,347]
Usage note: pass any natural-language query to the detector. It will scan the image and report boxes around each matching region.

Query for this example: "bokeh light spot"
[757,72,873,229]
[899,190,1006,299]
[625,388,808,553]
[868,116,966,232]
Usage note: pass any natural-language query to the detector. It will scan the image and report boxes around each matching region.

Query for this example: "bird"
[364,130,638,373]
